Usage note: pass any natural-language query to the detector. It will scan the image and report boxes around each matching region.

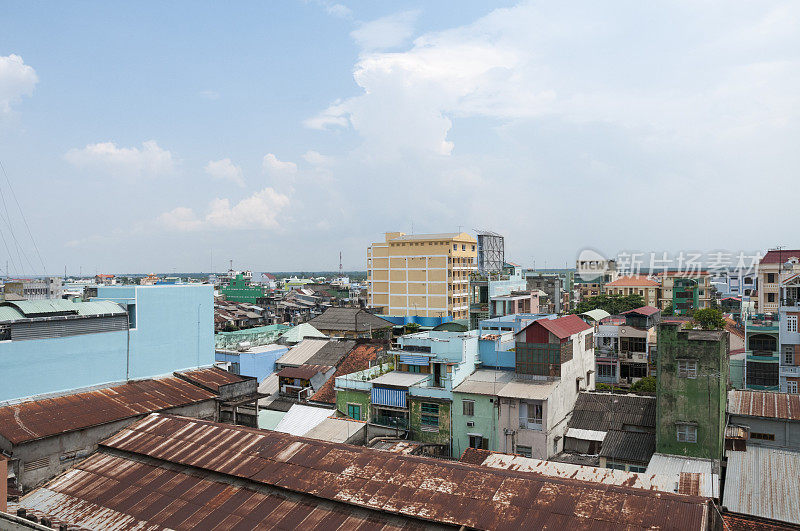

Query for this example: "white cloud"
[65,140,176,179]
[199,90,220,100]
[205,158,245,187]
[326,3,351,19]
[159,188,290,231]
[302,150,334,166]
[350,10,420,51]
[262,153,298,174]
[0,54,38,114]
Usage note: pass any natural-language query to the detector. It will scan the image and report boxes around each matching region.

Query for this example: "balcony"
[335,363,393,391]
[746,314,779,331]
[372,415,409,430]
[781,365,800,377]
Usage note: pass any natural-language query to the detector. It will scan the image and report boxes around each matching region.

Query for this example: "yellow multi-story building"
[367,232,477,319]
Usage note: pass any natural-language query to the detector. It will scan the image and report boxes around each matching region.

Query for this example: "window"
[229,362,240,375]
[421,402,439,414]
[767,273,776,283]
[629,465,647,473]
[468,435,484,449]
[784,346,795,365]
[607,461,626,471]
[747,362,779,387]
[768,293,776,303]
[519,401,543,430]
[462,399,475,416]
[788,315,798,333]
[789,381,799,394]
[407,365,421,373]
[598,364,616,378]
[677,424,697,443]
[421,415,439,427]
[516,445,532,458]
[347,404,361,420]
[453,244,457,250]
[750,432,775,441]
[584,333,593,351]
[677,359,697,379]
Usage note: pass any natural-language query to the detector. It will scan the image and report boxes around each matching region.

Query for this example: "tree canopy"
[573,293,645,316]
[630,376,656,393]
[690,308,726,330]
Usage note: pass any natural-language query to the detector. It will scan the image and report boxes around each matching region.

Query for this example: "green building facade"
[655,323,728,460]
[335,388,371,422]
[451,391,497,457]
[672,278,699,315]
[409,398,451,445]
[219,274,265,303]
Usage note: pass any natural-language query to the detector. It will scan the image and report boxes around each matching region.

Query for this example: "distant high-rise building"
[366,232,477,319]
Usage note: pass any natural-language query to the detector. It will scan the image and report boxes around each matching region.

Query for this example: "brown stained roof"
[307,307,393,332]
[20,452,414,531]
[98,414,715,530]
[174,366,251,393]
[728,390,800,421]
[524,314,592,339]
[0,379,215,445]
[277,364,332,380]
[310,344,381,404]
[722,512,800,530]
[458,447,493,465]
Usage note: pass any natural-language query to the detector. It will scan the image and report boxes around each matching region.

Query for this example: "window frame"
[462,399,475,417]
[515,445,532,458]
[677,359,698,379]
[347,403,361,420]
[676,424,697,443]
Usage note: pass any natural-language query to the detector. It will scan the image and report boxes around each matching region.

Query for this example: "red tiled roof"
[311,343,381,404]
[760,250,800,264]
[535,314,592,339]
[622,305,660,316]
[0,378,215,445]
[605,276,659,287]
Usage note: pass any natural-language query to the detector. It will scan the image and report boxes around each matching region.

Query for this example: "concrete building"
[451,369,514,456]
[657,271,714,315]
[366,232,477,319]
[215,343,288,382]
[0,284,215,402]
[2,277,63,300]
[778,270,800,393]
[603,276,660,307]
[744,312,781,391]
[469,264,528,327]
[525,273,563,314]
[497,315,595,459]
[656,323,728,460]
[727,390,800,450]
[757,249,800,312]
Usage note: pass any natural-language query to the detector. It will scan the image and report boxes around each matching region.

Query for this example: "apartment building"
[758,249,800,313]
[657,271,713,315]
[366,232,477,319]
[603,276,660,307]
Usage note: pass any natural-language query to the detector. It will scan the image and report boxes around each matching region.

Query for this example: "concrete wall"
[215,345,287,382]
[451,392,497,457]
[0,285,215,402]
[6,400,216,491]
[336,389,370,420]
[729,415,800,451]
[656,325,728,459]
[409,398,451,446]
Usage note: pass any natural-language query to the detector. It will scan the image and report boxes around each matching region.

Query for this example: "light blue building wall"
[215,344,288,382]
[0,284,214,402]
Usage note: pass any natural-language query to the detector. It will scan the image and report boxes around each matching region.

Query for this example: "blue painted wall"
[215,344,287,382]
[0,284,214,402]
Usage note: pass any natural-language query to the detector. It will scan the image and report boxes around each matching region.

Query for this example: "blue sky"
[1,1,798,274]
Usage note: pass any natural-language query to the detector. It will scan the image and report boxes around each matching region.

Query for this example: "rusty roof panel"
[728,389,800,420]
[87,413,717,529]
[174,366,250,392]
[0,378,215,445]
[19,452,415,530]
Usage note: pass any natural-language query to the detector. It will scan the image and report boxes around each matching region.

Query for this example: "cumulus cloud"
[350,10,419,51]
[65,140,176,179]
[302,150,334,166]
[159,188,290,231]
[205,158,245,187]
[262,153,298,174]
[0,54,38,114]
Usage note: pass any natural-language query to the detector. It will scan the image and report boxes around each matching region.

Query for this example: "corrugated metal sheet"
[728,389,800,420]
[276,338,328,367]
[645,454,719,498]
[93,413,715,530]
[527,314,591,339]
[175,366,249,392]
[452,370,514,396]
[19,452,411,530]
[274,405,333,436]
[565,428,606,441]
[304,417,366,443]
[372,386,407,408]
[397,354,430,366]
[723,445,800,525]
[10,314,128,341]
[0,306,24,322]
[497,379,557,400]
[0,378,215,445]
[598,430,655,464]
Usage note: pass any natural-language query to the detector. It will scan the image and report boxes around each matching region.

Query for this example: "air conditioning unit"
[467,421,475,427]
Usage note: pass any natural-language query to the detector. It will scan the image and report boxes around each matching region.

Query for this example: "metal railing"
[372,415,409,430]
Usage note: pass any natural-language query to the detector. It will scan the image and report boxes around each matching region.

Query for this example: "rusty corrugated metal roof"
[19,452,417,530]
[0,378,215,445]
[174,366,250,392]
[728,390,800,420]
[98,413,714,530]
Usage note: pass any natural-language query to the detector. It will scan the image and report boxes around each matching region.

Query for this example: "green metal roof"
[0,306,24,322]
[74,301,127,316]
[6,299,78,316]
[579,308,611,322]
[279,323,327,343]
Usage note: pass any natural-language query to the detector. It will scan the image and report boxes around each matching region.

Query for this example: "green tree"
[662,303,674,316]
[630,376,656,393]
[573,293,645,316]
[404,323,421,334]
[691,308,726,330]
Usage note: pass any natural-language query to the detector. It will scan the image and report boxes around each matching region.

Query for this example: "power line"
[0,159,47,275]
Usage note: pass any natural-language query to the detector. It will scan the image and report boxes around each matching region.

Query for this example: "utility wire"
[0,159,47,275]
[0,179,29,275]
